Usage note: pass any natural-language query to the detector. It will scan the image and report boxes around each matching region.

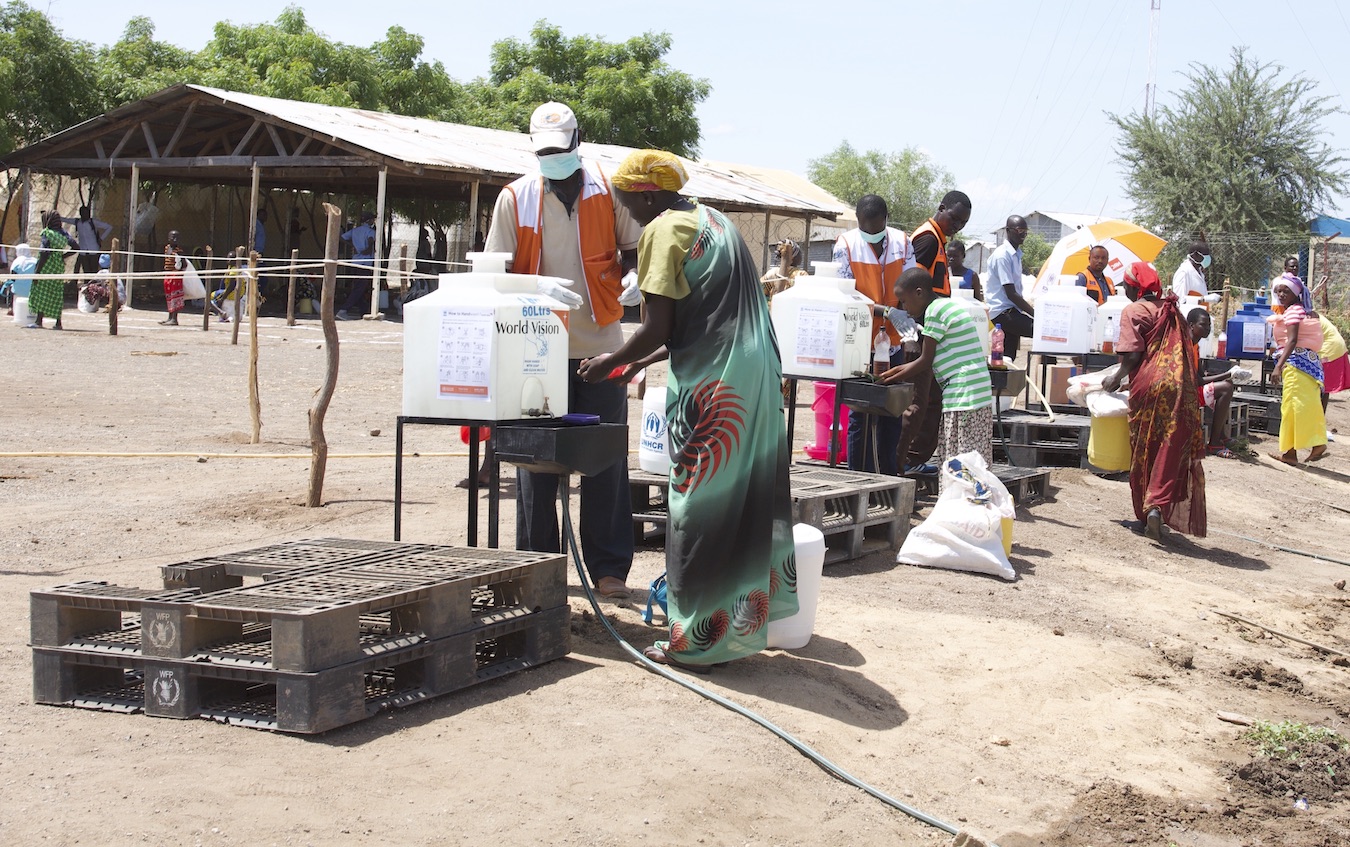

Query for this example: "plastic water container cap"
[466,252,512,273]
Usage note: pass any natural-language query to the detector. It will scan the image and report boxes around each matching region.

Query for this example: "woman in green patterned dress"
[579,150,797,670]
[28,211,73,330]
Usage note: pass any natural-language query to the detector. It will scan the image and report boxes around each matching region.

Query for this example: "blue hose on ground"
[559,490,966,840]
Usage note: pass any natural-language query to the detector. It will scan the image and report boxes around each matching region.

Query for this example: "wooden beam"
[109,125,137,160]
[293,136,312,156]
[140,121,159,159]
[247,162,261,260]
[369,166,387,319]
[231,120,262,156]
[265,123,289,157]
[162,102,197,157]
[39,155,371,169]
[93,139,106,160]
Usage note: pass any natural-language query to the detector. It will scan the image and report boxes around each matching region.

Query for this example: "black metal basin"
[988,366,1027,395]
[838,379,915,418]
[493,420,629,476]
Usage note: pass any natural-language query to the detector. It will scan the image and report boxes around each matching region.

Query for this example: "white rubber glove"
[536,275,583,309]
[885,307,921,342]
[1203,292,1222,304]
[618,270,641,307]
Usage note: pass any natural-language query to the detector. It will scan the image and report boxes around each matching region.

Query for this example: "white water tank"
[952,288,991,357]
[402,252,572,421]
[1032,284,1097,355]
[1095,293,1130,352]
[770,260,875,380]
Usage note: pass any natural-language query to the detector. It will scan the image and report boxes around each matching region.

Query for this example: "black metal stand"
[394,416,499,547]
[785,376,847,468]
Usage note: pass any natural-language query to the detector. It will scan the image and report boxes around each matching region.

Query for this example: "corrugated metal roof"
[25,85,838,220]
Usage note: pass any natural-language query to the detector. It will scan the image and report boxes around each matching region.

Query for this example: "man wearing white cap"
[485,101,642,599]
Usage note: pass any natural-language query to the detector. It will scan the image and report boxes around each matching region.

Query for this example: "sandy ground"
[1,304,1348,847]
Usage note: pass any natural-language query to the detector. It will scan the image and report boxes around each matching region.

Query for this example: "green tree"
[95,16,193,106]
[0,1,102,155]
[465,20,711,155]
[1019,231,1052,276]
[807,142,955,231]
[1112,47,1348,239]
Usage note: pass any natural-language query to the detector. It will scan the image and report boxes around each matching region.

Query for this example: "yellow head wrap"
[611,149,689,193]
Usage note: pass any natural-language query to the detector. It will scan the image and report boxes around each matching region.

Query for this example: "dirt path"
[1,307,1346,846]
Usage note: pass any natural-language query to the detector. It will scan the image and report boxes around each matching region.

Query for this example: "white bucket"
[766,524,827,650]
[638,389,669,474]
[12,296,29,325]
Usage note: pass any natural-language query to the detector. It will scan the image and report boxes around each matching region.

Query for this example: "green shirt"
[921,297,993,412]
[637,204,701,300]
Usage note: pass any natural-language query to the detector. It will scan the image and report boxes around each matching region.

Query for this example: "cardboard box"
[1045,364,1077,406]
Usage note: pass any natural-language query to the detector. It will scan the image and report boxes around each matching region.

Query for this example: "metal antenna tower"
[1145,0,1161,118]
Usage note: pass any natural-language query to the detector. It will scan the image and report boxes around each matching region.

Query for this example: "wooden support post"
[20,168,31,242]
[247,250,261,445]
[125,164,138,308]
[202,246,213,331]
[398,243,408,308]
[107,237,120,336]
[286,248,299,326]
[307,203,343,507]
[368,166,387,320]
[231,245,244,346]
[247,162,260,262]
[468,180,480,248]
[761,212,771,276]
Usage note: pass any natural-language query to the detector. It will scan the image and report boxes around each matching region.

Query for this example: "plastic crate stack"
[31,539,569,733]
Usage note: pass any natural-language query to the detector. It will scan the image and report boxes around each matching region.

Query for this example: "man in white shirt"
[485,101,641,599]
[985,215,1035,362]
[1171,242,1211,298]
[65,206,113,277]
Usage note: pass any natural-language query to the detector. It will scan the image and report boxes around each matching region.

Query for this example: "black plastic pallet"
[907,464,1050,506]
[34,606,571,734]
[627,466,914,561]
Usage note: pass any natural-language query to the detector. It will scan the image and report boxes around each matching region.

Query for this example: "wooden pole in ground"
[286,248,298,326]
[398,243,407,308]
[368,166,387,320]
[230,245,244,346]
[125,164,138,308]
[202,246,213,330]
[107,237,120,336]
[247,249,261,444]
[307,202,343,507]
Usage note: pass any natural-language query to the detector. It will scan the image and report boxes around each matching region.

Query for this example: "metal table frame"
[394,416,499,547]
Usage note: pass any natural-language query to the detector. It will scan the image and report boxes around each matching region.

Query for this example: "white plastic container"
[402,253,571,421]
[770,260,875,379]
[12,296,28,325]
[766,523,827,649]
[952,288,991,356]
[1095,293,1130,352]
[1032,284,1097,355]
[638,389,669,474]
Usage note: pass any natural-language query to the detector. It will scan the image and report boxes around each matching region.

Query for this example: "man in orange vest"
[834,194,916,475]
[899,191,973,471]
[1074,245,1115,305]
[910,191,973,298]
[485,101,642,600]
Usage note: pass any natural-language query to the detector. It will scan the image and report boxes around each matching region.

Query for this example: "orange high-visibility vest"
[505,160,624,327]
[836,228,910,346]
[1077,268,1115,304]
[910,217,951,296]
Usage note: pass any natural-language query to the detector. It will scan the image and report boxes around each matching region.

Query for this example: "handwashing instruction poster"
[1038,302,1072,344]
[438,306,493,399]
[795,307,839,367]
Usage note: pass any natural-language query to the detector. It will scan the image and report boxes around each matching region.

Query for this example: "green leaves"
[1112,47,1348,242]
[807,142,954,231]
[0,9,710,160]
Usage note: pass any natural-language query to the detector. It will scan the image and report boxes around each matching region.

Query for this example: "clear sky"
[38,0,1350,239]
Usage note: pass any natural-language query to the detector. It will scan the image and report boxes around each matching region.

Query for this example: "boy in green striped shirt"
[882,268,994,487]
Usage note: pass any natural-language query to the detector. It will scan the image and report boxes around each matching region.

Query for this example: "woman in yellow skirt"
[1267,275,1328,465]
